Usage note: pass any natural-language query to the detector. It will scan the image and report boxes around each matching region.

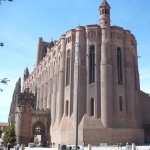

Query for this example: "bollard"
[88,144,91,150]
[131,143,136,150]
[125,143,129,150]
[58,144,61,150]
[80,144,84,150]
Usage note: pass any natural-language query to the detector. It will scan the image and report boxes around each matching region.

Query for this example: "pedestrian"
[20,144,24,150]
[7,143,11,150]
[15,144,19,150]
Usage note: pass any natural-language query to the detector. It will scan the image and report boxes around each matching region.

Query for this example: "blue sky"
[0,0,150,122]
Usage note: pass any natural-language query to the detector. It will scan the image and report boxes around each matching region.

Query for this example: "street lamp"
[0,42,4,47]
[0,78,10,84]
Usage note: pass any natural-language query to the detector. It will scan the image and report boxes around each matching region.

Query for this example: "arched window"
[117,47,123,84]
[119,96,123,112]
[101,8,110,15]
[65,100,69,116]
[90,98,94,116]
[66,50,71,86]
[89,45,95,83]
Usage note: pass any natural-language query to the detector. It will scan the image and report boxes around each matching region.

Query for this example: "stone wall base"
[83,128,144,145]
[51,115,144,145]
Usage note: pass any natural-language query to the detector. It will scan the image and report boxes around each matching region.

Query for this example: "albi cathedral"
[9,0,150,146]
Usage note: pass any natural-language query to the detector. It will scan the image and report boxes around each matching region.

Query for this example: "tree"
[3,124,16,145]
[0,129,2,137]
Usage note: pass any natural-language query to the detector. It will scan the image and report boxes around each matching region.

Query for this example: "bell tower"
[99,0,113,128]
[99,0,111,28]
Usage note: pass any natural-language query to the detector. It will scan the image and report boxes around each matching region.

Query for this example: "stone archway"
[32,121,46,146]
[32,110,51,146]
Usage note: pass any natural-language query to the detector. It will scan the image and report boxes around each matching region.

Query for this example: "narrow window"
[117,47,123,84]
[90,98,94,116]
[65,101,69,116]
[119,96,123,112]
[66,50,71,86]
[89,45,95,83]
[102,9,105,14]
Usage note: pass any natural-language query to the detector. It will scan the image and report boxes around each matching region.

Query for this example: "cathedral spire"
[99,0,111,28]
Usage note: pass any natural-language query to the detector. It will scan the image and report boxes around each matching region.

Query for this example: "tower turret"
[36,37,49,66]
[23,67,29,81]
[99,0,111,28]
[100,0,113,128]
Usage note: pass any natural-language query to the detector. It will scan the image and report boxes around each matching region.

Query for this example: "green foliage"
[0,129,2,137]
[3,124,16,145]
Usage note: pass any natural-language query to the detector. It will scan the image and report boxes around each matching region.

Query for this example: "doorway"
[33,122,46,146]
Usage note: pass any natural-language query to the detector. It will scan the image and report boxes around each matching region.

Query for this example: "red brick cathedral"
[9,0,150,146]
